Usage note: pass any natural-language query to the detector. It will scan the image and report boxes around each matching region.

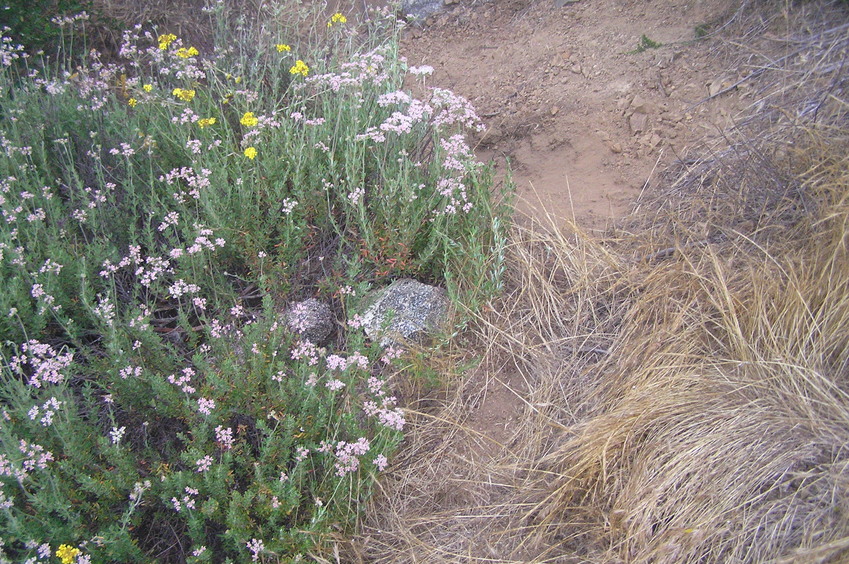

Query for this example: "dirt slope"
[399,0,747,225]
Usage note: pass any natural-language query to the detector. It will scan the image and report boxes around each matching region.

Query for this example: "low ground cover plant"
[0,2,510,561]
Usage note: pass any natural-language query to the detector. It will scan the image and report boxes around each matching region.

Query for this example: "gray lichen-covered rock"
[285,298,334,344]
[401,0,446,20]
[360,279,450,347]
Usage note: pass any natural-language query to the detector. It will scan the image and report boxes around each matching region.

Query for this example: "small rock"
[629,112,649,134]
[286,298,334,345]
[610,142,623,154]
[550,106,559,116]
[630,95,656,114]
[707,77,734,97]
[648,133,661,148]
[402,0,445,20]
[359,279,450,347]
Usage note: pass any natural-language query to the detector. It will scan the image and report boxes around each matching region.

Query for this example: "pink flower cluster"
[67,50,122,112]
[0,31,25,68]
[119,364,142,379]
[215,425,234,450]
[171,486,199,512]
[196,455,214,472]
[325,351,368,372]
[9,340,74,388]
[0,440,54,483]
[435,177,472,216]
[333,437,370,477]
[168,279,200,298]
[356,97,432,142]
[246,538,265,562]
[306,47,391,93]
[290,340,321,366]
[197,397,216,415]
[363,377,405,431]
[430,88,486,132]
[167,367,196,394]
[161,166,212,202]
[27,397,62,427]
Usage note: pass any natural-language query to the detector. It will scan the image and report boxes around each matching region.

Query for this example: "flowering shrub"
[0,0,510,561]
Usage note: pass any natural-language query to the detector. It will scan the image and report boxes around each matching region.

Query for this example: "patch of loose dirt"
[399,0,747,227]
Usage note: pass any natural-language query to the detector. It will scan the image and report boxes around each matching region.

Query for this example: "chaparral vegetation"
[0,1,508,561]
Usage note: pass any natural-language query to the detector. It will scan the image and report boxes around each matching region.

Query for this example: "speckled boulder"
[401,0,446,20]
[360,279,450,347]
[285,298,334,345]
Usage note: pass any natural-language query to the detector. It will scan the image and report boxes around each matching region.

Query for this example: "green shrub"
[0,2,511,561]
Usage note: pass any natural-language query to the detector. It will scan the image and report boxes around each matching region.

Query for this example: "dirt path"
[400,0,746,227]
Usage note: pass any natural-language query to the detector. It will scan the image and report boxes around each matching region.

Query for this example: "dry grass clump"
[353,1,849,562]
[528,121,849,561]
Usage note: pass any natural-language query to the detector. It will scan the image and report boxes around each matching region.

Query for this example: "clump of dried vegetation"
[351,0,849,562]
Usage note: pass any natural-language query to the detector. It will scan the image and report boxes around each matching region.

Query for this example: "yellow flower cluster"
[244,147,258,160]
[327,12,347,27]
[56,544,81,564]
[142,84,153,92]
[128,98,138,108]
[158,34,177,50]
[176,46,199,59]
[172,88,195,102]
[240,112,259,127]
[198,117,217,128]
[289,60,310,77]
[276,44,291,52]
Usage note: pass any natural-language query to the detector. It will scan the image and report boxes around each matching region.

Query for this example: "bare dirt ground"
[399,0,746,226]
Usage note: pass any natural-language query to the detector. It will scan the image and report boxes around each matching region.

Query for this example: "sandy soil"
[398,0,748,227]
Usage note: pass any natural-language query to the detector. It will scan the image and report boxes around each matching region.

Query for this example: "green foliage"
[628,34,664,54]
[2,0,93,52]
[0,0,512,561]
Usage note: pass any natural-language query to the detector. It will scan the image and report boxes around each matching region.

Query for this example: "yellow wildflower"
[198,117,217,128]
[240,112,259,127]
[176,46,199,59]
[234,76,242,84]
[276,44,291,53]
[56,544,81,564]
[128,98,137,108]
[289,60,310,77]
[157,34,177,50]
[172,88,196,102]
[142,84,152,92]
[244,147,257,160]
[327,13,347,27]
